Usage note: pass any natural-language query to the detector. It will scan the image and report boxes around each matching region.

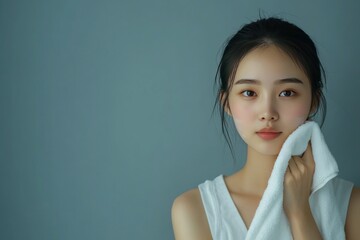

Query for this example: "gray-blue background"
[1,0,359,239]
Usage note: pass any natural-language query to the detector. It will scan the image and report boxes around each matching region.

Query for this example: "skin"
[171,44,360,240]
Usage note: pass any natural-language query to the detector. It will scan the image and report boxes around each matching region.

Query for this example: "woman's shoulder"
[345,185,360,239]
[171,187,212,239]
[172,187,203,211]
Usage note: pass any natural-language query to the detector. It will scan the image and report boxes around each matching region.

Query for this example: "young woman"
[171,17,360,239]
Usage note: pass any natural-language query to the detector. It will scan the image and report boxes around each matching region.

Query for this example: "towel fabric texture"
[198,121,354,239]
[246,121,349,239]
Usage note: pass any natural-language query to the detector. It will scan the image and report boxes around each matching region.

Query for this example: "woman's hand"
[283,143,324,239]
[283,142,315,220]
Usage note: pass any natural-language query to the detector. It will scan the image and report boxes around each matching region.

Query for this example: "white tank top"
[198,175,354,239]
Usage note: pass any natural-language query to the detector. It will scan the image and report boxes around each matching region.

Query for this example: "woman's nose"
[259,98,279,121]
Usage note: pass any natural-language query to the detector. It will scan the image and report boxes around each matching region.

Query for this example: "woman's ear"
[309,97,319,117]
[220,91,232,116]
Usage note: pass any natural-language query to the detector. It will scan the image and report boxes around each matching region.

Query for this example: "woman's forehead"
[234,45,309,83]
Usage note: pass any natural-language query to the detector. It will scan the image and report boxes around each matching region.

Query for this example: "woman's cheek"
[286,106,310,126]
[231,105,254,139]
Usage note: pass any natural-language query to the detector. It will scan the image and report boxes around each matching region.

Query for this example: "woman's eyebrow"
[234,78,304,85]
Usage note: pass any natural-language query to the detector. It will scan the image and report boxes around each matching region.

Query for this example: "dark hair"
[212,17,327,162]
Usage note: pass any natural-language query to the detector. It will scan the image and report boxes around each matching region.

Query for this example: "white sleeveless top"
[198,175,354,240]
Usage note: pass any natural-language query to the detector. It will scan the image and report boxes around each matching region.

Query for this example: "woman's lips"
[256,132,282,140]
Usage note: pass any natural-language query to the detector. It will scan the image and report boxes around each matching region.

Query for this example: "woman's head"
[212,17,327,159]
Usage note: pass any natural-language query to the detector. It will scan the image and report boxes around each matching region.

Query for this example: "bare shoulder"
[345,186,360,240]
[171,188,212,240]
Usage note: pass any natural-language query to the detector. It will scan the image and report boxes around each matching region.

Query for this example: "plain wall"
[1,0,359,239]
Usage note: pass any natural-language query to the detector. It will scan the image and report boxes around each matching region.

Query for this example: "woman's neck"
[236,146,278,197]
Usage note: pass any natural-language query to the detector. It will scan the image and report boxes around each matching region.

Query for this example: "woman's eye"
[279,90,296,97]
[241,90,256,97]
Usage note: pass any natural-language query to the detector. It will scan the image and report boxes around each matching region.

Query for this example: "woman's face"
[226,45,314,156]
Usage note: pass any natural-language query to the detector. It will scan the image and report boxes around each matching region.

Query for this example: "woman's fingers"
[286,142,315,182]
[287,158,294,174]
[287,157,305,178]
[301,142,315,172]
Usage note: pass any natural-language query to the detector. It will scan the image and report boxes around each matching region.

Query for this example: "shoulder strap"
[198,177,220,238]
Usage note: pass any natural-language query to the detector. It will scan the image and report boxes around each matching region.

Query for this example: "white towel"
[245,120,343,240]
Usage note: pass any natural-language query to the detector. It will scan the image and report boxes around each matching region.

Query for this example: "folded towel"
[245,121,343,240]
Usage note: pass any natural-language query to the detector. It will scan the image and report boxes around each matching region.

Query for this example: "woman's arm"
[287,204,323,240]
[171,188,212,240]
[345,186,360,240]
[283,143,323,239]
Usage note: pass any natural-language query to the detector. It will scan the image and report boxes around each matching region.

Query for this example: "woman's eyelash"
[279,90,296,97]
[241,90,256,97]
[240,90,296,97]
